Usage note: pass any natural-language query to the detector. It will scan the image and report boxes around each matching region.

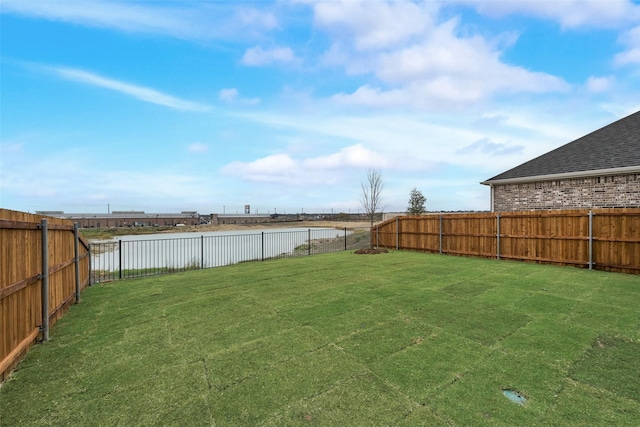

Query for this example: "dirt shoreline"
[80,220,376,241]
[169,220,375,233]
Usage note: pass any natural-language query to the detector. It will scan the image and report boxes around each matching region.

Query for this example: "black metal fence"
[89,228,371,283]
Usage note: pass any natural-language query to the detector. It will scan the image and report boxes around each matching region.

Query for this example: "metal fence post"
[496,213,501,260]
[201,235,204,269]
[74,223,80,303]
[118,239,122,280]
[308,229,311,255]
[88,243,93,286]
[344,227,347,251]
[588,210,593,270]
[40,218,49,342]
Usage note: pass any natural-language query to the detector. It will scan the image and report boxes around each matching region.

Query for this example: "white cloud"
[615,25,640,65]
[311,3,568,108]
[0,146,221,211]
[221,154,299,184]
[242,46,297,66]
[221,144,390,186]
[1,0,278,41]
[312,0,436,50]
[456,138,524,156]
[188,143,209,154]
[303,144,387,169]
[458,0,640,29]
[219,88,260,105]
[615,48,640,65]
[585,76,614,93]
[219,88,239,102]
[43,65,210,111]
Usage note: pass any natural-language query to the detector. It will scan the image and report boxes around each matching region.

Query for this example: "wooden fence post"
[439,215,443,254]
[496,213,501,260]
[395,217,399,250]
[588,210,593,270]
[40,218,49,342]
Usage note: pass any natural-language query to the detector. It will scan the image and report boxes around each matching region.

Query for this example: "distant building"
[37,211,201,228]
[481,111,640,211]
[211,214,273,225]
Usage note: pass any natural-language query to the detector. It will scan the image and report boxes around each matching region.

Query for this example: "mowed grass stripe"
[1,251,639,426]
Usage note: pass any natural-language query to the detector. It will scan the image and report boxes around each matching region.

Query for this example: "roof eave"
[480,165,640,186]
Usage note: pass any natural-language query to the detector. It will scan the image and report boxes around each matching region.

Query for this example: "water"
[90,227,349,274]
[502,389,527,405]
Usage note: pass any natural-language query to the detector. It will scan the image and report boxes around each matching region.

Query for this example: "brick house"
[481,110,640,212]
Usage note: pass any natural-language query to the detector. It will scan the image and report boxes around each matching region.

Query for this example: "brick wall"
[493,173,640,211]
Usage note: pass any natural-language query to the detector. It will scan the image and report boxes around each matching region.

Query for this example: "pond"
[90,227,351,279]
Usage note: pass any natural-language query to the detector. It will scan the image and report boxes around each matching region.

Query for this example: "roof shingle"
[484,110,640,182]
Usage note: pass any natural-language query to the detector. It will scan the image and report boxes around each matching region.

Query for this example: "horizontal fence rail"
[373,209,640,274]
[90,228,371,283]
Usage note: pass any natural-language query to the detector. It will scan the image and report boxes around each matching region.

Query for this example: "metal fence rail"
[90,228,371,283]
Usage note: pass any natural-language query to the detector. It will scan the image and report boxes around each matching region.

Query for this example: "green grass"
[1,251,639,426]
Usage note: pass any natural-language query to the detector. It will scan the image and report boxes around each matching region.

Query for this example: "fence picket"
[374,209,640,274]
[1,209,90,382]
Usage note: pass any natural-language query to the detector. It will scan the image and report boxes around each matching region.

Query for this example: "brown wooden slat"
[1,208,90,384]
[596,263,640,271]
[498,254,589,266]
[376,209,640,274]
[49,258,75,276]
[593,237,640,243]
[500,234,589,241]
[0,219,40,230]
[50,293,76,320]
[498,213,587,218]
[46,223,74,231]
[0,328,40,378]
[0,274,40,300]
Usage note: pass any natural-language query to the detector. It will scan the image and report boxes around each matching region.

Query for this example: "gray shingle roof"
[483,110,640,183]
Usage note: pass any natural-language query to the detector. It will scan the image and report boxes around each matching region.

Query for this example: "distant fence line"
[90,228,371,283]
[1,209,90,383]
[373,208,640,274]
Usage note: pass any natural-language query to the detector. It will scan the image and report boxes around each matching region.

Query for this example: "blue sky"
[1,0,640,215]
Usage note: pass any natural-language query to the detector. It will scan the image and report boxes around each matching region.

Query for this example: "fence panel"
[592,210,640,274]
[374,209,640,274]
[89,227,370,283]
[1,209,90,382]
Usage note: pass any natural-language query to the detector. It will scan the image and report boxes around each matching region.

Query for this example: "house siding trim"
[481,165,640,186]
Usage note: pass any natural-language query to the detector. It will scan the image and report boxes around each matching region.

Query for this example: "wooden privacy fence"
[1,209,90,382]
[373,208,640,275]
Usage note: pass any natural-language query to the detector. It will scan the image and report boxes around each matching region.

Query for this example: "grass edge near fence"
[1,251,639,426]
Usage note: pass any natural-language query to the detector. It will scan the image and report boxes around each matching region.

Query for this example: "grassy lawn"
[1,251,639,426]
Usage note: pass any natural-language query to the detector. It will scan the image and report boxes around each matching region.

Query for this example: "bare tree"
[361,169,384,245]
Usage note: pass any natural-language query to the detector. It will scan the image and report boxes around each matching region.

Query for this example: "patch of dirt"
[354,247,389,254]
[169,220,376,233]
